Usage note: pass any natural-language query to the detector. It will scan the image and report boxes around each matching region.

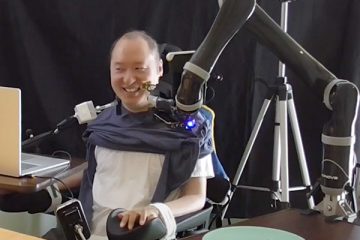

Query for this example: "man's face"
[110,37,163,112]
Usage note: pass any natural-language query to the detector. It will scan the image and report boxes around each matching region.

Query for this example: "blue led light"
[185,118,196,130]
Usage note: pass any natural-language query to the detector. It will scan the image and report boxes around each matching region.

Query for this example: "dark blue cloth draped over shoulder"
[78,104,216,223]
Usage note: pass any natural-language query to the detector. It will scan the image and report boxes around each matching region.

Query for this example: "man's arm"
[58,163,86,190]
[166,177,207,217]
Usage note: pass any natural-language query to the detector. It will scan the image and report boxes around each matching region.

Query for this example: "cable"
[52,150,72,161]
[74,224,87,240]
[52,176,75,199]
[35,175,74,199]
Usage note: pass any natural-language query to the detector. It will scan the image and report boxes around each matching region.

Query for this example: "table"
[0,227,44,239]
[183,208,360,240]
[0,158,87,193]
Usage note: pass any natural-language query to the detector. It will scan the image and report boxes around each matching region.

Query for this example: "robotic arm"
[175,0,255,112]
[176,0,359,219]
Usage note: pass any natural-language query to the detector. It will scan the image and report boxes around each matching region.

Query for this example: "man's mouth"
[123,87,140,93]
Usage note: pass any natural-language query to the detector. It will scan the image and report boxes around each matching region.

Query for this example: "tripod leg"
[271,97,282,205]
[287,91,315,208]
[221,98,272,219]
[271,83,292,209]
[278,94,290,206]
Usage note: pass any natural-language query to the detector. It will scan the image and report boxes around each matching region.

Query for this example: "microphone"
[73,100,117,125]
[73,101,97,125]
[55,100,117,132]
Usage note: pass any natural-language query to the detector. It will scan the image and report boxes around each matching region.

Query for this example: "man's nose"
[122,70,136,84]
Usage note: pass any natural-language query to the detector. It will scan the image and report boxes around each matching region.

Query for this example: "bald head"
[110,31,160,62]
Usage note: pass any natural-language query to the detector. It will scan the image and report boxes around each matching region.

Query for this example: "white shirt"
[91,146,214,236]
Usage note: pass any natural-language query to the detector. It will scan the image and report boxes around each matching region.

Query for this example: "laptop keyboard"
[21,154,34,160]
[21,162,37,170]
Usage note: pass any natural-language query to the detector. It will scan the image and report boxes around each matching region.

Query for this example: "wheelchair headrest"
[158,43,182,75]
[156,43,194,100]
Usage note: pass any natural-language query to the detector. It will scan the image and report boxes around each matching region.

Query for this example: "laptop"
[0,86,70,177]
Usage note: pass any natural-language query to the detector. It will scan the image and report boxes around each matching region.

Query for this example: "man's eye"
[135,67,147,72]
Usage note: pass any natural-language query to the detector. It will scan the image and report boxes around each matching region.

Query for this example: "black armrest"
[106,208,167,240]
[176,201,213,232]
[106,203,213,240]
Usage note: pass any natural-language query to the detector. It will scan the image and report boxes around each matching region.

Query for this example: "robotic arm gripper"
[175,0,360,220]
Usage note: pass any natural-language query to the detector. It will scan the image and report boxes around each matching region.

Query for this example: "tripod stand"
[221,0,315,219]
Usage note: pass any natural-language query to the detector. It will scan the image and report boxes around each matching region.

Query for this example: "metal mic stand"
[221,0,315,219]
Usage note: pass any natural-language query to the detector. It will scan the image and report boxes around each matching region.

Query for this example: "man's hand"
[117,205,160,230]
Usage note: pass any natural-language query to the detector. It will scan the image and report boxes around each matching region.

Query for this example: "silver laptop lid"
[0,87,69,177]
[0,87,22,176]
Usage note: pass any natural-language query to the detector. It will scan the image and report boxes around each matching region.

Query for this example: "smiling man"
[110,31,163,113]
[78,30,215,239]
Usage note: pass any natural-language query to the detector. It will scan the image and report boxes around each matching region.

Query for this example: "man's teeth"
[124,87,139,93]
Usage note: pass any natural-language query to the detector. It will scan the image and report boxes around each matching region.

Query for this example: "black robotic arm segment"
[321,81,359,195]
[175,0,256,112]
[189,0,256,70]
[244,5,337,98]
[324,81,359,134]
